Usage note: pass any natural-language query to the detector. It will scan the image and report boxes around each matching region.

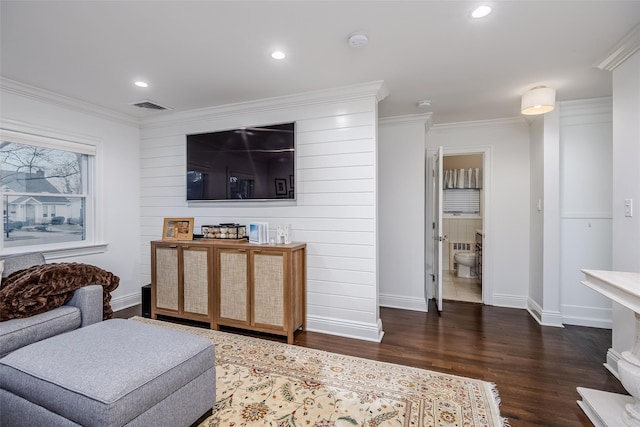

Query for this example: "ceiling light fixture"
[471,5,492,18]
[134,81,149,88]
[521,86,556,115]
[417,100,431,108]
[271,51,286,60]
[348,32,369,48]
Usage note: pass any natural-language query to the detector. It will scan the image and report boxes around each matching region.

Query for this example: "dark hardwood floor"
[115,301,627,426]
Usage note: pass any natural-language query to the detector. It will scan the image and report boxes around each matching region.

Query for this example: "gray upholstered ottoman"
[0,319,215,427]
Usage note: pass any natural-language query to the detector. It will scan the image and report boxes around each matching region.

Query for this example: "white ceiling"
[1,1,639,124]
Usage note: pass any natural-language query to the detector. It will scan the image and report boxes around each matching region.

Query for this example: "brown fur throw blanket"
[0,263,120,322]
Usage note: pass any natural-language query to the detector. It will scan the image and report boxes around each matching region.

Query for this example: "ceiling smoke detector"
[348,32,369,48]
[130,100,172,111]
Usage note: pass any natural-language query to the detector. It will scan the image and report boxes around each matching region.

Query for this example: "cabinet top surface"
[151,239,306,250]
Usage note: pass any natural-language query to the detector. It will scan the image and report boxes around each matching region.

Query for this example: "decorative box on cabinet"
[151,240,215,327]
[215,242,306,344]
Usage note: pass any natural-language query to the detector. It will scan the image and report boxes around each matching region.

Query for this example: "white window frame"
[0,120,107,258]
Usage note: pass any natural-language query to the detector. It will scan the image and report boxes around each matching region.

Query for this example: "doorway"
[428,146,492,310]
[441,154,483,303]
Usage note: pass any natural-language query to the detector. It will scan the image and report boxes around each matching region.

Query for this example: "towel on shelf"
[457,169,465,188]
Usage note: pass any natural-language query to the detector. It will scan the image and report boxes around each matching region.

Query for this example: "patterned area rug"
[131,317,506,427]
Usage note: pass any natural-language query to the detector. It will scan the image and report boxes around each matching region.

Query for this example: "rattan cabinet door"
[219,249,249,323]
[252,252,284,328]
[155,246,179,311]
[183,246,210,316]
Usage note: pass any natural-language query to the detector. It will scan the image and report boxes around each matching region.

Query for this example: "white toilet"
[454,252,476,278]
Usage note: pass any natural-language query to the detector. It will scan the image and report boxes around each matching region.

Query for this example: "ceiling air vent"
[130,100,171,111]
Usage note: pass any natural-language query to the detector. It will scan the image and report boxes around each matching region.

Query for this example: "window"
[1,127,97,252]
[443,189,481,215]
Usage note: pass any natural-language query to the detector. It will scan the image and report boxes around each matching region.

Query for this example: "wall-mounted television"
[186,122,295,201]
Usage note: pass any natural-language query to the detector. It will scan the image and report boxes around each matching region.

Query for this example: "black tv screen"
[186,122,295,201]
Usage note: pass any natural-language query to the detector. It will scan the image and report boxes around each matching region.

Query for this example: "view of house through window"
[1,139,89,249]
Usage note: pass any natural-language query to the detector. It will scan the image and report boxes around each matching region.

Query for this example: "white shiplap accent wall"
[139,81,388,341]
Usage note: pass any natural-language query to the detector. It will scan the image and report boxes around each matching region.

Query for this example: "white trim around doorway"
[427,145,493,306]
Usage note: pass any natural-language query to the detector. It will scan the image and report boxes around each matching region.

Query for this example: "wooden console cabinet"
[150,239,306,343]
[215,242,306,344]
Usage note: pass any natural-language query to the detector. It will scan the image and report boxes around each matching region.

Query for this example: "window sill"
[2,243,109,260]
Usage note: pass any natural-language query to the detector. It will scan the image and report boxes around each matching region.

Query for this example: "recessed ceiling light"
[471,5,492,18]
[271,51,286,60]
[134,81,149,88]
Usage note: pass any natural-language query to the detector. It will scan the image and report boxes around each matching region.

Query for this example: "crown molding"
[140,80,388,130]
[0,77,140,127]
[431,116,527,131]
[379,113,433,132]
[380,112,432,125]
[595,24,640,71]
[559,97,612,124]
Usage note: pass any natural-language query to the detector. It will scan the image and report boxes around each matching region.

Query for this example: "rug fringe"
[489,382,510,427]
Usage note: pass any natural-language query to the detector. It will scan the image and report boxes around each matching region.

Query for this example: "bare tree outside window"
[1,140,88,248]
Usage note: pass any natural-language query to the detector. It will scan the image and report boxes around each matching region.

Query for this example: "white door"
[433,146,444,312]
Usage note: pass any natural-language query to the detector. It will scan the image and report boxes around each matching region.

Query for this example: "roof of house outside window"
[1,170,62,194]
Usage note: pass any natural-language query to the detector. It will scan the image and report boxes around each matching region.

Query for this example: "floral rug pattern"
[132,317,505,427]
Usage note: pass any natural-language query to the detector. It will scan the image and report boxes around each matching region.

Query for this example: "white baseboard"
[527,298,564,327]
[306,315,384,343]
[493,293,528,309]
[561,304,612,329]
[526,300,612,328]
[540,311,564,328]
[605,348,622,380]
[379,293,428,312]
[111,292,140,312]
[111,291,385,342]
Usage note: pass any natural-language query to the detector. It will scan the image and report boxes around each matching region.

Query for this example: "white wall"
[610,49,640,373]
[559,98,613,328]
[139,82,388,342]
[0,79,142,308]
[426,118,531,307]
[527,99,613,328]
[378,115,429,311]
[540,109,563,326]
